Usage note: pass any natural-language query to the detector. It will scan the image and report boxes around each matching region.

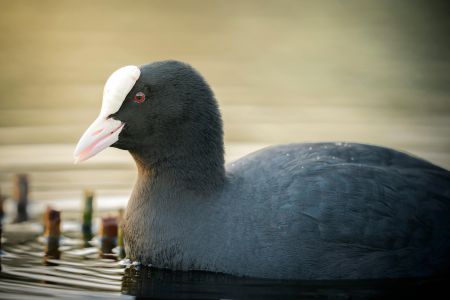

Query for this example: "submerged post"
[44,207,61,260]
[82,190,94,245]
[13,174,29,223]
[99,216,118,259]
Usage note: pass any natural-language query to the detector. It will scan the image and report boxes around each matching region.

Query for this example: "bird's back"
[221,142,450,279]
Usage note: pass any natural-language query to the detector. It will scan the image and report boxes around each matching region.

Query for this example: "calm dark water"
[1,224,448,300]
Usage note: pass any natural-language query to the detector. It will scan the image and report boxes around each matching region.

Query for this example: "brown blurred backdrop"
[0,0,449,212]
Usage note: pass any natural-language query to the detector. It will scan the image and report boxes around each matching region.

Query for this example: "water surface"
[1,224,448,299]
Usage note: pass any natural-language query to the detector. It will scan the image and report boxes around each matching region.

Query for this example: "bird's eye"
[133,92,146,104]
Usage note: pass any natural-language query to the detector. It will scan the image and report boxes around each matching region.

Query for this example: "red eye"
[133,92,145,104]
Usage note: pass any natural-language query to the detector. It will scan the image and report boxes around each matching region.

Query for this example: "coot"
[74,60,450,279]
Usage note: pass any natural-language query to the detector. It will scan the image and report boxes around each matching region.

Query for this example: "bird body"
[75,60,450,279]
[123,142,450,279]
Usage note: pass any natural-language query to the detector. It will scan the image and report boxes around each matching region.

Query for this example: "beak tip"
[73,117,124,166]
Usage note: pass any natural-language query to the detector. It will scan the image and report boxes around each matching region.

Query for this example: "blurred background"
[0,0,449,216]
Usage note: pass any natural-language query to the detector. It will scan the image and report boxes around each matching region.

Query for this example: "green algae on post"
[0,187,5,222]
[82,190,94,246]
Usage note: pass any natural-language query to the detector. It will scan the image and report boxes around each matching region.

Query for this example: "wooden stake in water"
[99,216,118,259]
[44,207,61,260]
[82,190,94,245]
[13,174,29,223]
[0,187,5,222]
[117,209,126,259]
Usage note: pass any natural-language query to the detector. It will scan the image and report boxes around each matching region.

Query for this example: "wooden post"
[13,174,29,223]
[44,207,61,261]
[82,190,94,245]
[99,216,118,259]
[0,187,5,222]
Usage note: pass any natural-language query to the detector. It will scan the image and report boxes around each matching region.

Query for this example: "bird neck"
[130,144,225,196]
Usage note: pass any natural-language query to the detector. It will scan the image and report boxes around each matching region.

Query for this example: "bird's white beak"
[73,65,140,164]
[73,116,124,164]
